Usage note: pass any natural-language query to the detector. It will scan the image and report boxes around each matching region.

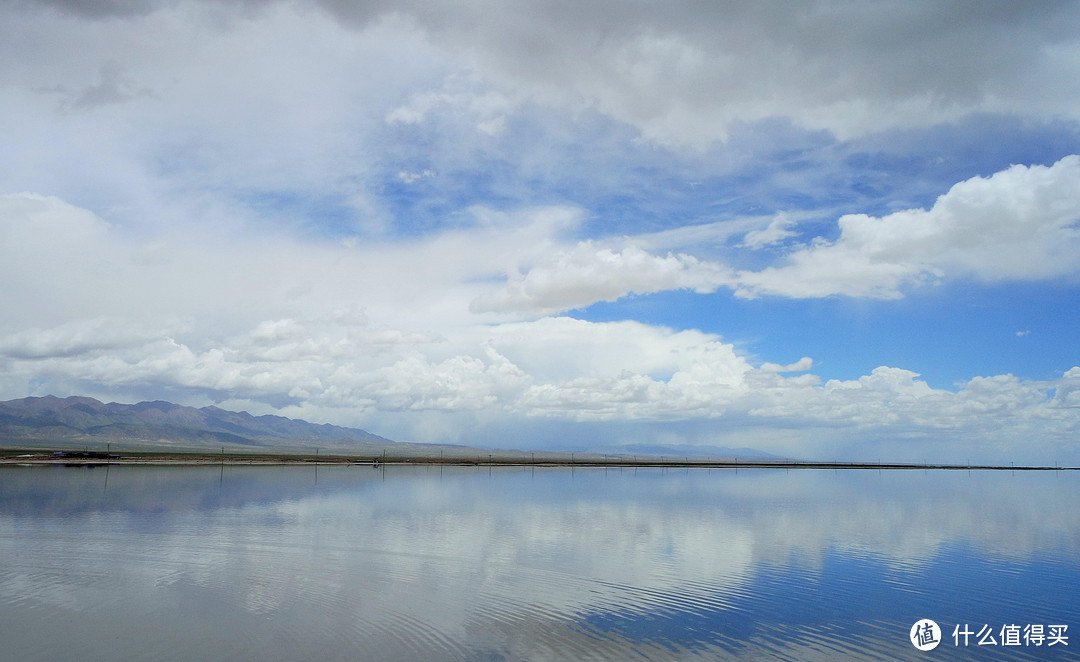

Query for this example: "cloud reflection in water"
[0,465,1077,661]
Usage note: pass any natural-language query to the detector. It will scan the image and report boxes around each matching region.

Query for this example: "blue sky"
[2,0,1079,463]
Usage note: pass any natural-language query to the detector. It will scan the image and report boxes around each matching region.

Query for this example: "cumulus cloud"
[2,1,1079,463]
[0,0,447,232]
[471,242,734,315]
[3,189,1078,455]
[0,317,160,360]
[758,357,813,373]
[317,0,1080,143]
[735,155,1080,298]
[485,318,752,420]
[469,155,1080,311]
[0,192,582,334]
[743,365,1080,454]
[9,1,1079,159]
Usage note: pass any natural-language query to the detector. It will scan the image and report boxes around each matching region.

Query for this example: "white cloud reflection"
[2,466,1077,659]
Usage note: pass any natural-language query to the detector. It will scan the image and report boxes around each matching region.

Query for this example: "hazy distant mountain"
[606,443,782,460]
[0,395,394,451]
[0,395,782,461]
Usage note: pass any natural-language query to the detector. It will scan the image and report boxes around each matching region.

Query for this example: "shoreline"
[0,450,1074,471]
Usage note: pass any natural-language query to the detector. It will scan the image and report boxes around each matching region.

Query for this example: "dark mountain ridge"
[0,395,394,451]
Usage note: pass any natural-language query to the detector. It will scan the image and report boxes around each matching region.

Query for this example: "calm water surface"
[1,465,1077,661]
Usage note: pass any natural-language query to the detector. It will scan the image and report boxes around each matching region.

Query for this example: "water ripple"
[3,466,1080,661]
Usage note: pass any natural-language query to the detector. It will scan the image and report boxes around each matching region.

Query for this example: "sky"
[2,0,1080,464]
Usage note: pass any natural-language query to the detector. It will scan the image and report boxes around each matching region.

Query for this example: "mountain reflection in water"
[1,465,1077,661]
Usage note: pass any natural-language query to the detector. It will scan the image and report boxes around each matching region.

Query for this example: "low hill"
[0,395,394,452]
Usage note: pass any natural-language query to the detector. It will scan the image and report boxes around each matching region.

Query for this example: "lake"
[1,464,1077,660]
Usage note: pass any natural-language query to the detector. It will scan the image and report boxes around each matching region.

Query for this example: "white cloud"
[0,193,584,336]
[758,357,813,373]
[470,155,1080,311]
[3,191,1078,458]
[396,169,436,184]
[0,1,448,233]
[485,318,752,421]
[9,1,1076,173]
[735,155,1080,299]
[471,242,734,315]
[2,1,1079,464]
[355,349,531,413]
[740,212,798,249]
[749,367,942,425]
[0,317,160,360]
[326,0,1080,144]
[745,366,1080,451]
[385,80,515,136]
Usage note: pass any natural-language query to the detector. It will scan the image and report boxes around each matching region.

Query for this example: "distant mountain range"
[0,395,394,452]
[603,443,782,460]
[0,395,780,461]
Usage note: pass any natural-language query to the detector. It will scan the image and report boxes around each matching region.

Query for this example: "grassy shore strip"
[0,449,1074,470]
